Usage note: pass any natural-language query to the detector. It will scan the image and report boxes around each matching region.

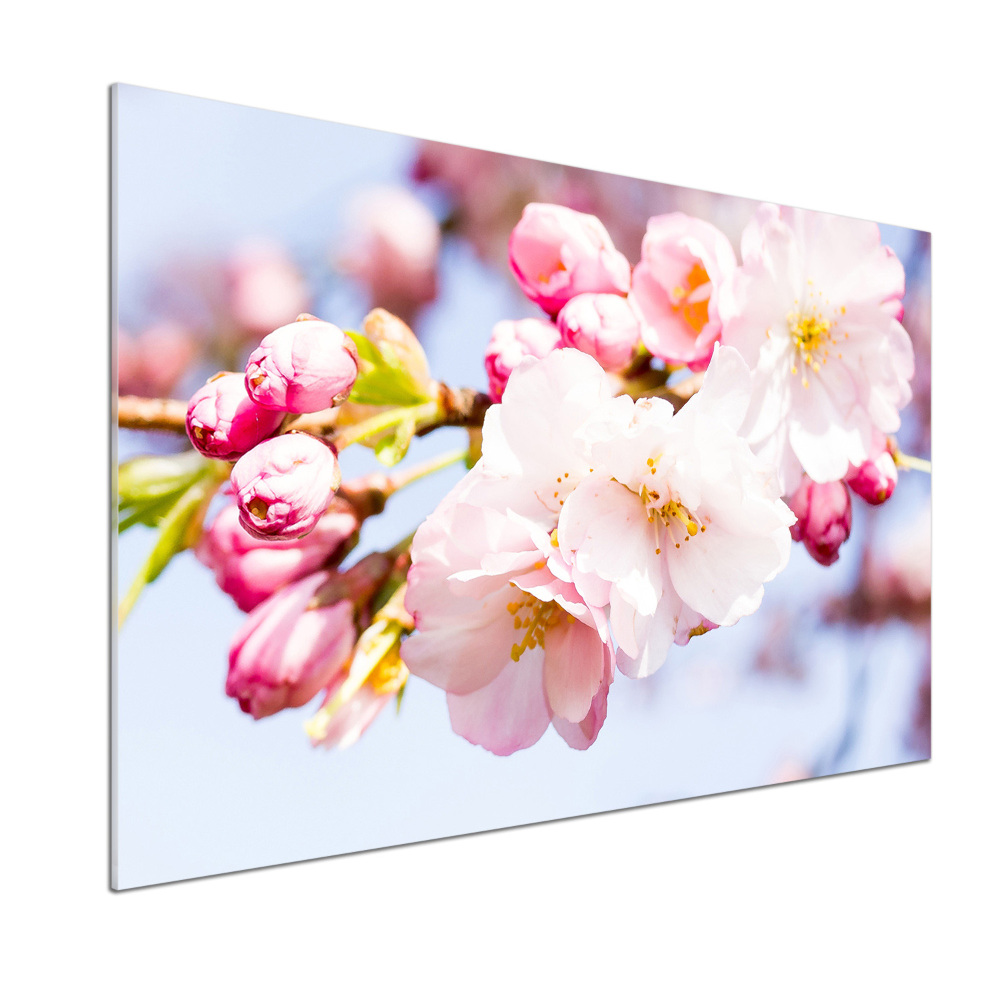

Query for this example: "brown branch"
[630,371,705,411]
[422,383,492,434]
[117,375,694,442]
[117,395,188,433]
[117,381,494,440]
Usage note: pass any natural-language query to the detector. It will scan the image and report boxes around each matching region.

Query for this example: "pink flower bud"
[556,293,642,372]
[245,317,360,413]
[226,571,357,719]
[788,477,852,566]
[119,322,198,397]
[364,308,432,385]
[629,213,736,369]
[340,186,441,319]
[508,203,631,316]
[484,318,561,401]
[231,433,341,541]
[196,502,359,612]
[185,372,285,461]
[846,437,898,505]
[227,240,310,337]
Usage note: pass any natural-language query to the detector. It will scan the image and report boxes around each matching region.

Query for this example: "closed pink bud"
[245,317,359,413]
[226,571,357,719]
[508,203,631,316]
[484,318,561,401]
[629,213,736,369]
[227,240,310,337]
[119,322,197,397]
[846,438,898,505]
[231,433,341,541]
[788,477,852,567]
[557,293,642,372]
[196,502,359,612]
[185,372,285,461]
[340,186,440,318]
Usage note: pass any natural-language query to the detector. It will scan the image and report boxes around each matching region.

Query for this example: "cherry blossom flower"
[306,588,411,750]
[230,433,341,540]
[406,346,791,739]
[403,492,614,755]
[245,316,359,413]
[556,293,642,372]
[787,476,852,566]
[629,213,736,370]
[227,240,310,337]
[846,432,898,506]
[339,185,441,319]
[508,203,631,316]
[555,345,794,676]
[196,501,359,612]
[483,318,561,402]
[719,203,914,493]
[118,321,197,397]
[226,571,357,719]
[307,665,404,749]
[185,371,284,461]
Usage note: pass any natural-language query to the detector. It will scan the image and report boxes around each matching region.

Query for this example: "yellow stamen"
[508,593,567,663]
[248,498,269,521]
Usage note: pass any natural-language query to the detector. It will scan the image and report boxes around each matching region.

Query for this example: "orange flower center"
[671,262,711,333]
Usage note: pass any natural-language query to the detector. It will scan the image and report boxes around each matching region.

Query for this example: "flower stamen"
[640,486,706,554]
[507,592,567,662]
[787,301,837,389]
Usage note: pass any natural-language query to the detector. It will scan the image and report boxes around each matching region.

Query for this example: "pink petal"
[446,652,553,756]
[541,617,608,724]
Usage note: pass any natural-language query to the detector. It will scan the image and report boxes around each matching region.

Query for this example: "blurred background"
[115,84,931,889]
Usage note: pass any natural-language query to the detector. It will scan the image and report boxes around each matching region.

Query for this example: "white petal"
[667,522,787,628]
[542,617,608,724]
[446,651,552,756]
[558,477,662,616]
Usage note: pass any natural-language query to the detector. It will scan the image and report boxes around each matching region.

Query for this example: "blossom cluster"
[401,200,916,753]
[185,315,359,539]
[403,345,795,753]
[121,195,922,761]
[182,312,415,742]
[485,202,913,567]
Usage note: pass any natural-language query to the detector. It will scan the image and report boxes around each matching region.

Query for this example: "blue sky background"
[115,85,930,890]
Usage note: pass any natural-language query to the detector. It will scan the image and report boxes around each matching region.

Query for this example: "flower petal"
[446,651,553,756]
[542,617,608,724]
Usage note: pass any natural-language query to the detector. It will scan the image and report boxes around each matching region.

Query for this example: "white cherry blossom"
[719,203,914,492]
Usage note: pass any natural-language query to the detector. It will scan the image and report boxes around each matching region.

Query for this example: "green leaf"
[118,476,215,628]
[118,451,208,505]
[350,367,430,407]
[344,328,381,367]
[118,451,217,535]
[118,492,187,533]
[395,677,407,715]
[372,414,416,467]
[344,329,432,407]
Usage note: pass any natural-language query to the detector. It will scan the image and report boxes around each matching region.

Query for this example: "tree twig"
[117,395,188,433]
[119,381,495,440]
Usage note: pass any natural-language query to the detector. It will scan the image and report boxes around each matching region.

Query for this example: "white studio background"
[2,3,995,997]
